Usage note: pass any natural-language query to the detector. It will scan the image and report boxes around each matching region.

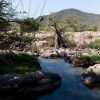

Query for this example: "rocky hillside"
[37,8,100,26]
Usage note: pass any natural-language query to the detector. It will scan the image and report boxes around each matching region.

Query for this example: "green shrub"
[72,54,100,67]
[20,18,40,33]
[0,53,41,74]
[63,37,76,48]
[77,55,100,61]
[44,36,55,47]
[86,26,98,31]
[87,55,100,61]
[88,39,100,49]
[66,40,76,48]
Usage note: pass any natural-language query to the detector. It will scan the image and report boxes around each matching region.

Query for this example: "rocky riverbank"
[0,70,61,99]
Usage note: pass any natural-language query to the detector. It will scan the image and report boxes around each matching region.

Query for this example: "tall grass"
[0,53,41,74]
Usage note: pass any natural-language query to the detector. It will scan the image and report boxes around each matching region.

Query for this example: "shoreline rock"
[81,64,100,86]
[0,70,61,99]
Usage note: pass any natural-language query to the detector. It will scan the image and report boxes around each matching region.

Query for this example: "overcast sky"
[12,0,100,18]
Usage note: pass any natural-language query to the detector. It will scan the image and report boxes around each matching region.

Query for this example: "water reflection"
[9,86,61,100]
[37,57,100,100]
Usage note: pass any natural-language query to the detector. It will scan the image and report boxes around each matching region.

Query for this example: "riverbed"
[37,57,100,100]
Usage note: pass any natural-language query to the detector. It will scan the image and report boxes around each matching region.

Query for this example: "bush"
[66,40,76,48]
[88,39,100,49]
[77,55,100,61]
[68,55,100,67]
[0,53,41,74]
[63,37,76,48]
[44,36,55,47]
[20,18,40,33]
[86,26,98,31]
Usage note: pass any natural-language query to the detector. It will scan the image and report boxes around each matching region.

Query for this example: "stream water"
[37,57,100,100]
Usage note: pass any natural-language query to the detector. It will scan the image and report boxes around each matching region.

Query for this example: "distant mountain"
[37,8,100,26]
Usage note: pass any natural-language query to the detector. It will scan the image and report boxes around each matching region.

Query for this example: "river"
[37,56,100,100]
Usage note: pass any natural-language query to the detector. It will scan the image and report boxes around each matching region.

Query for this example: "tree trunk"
[54,21,65,49]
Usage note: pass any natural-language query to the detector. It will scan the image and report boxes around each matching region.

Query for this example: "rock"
[18,51,39,56]
[41,50,59,58]
[65,49,77,56]
[41,48,68,58]
[41,48,87,58]
[35,40,48,46]
[0,70,61,99]
[41,48,89,58]
[81,64,100,86]
[57,48,66,57]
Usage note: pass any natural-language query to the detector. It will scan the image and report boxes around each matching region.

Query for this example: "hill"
[37,8,100,26]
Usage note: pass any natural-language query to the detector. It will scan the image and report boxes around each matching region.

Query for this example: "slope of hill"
[37,8,100,26]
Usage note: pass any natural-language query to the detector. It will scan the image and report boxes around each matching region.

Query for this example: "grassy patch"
[0,53,41,74]
[88,39,100,49]
[76,54,100,62]
[84,54,100,61]
[76,54,100,67]
[67,54,100,67]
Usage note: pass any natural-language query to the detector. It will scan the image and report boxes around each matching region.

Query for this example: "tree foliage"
[65,15,83,32]
[20,18,40,33]
[0,0,9,31]
[46,13,83,48]
[0,0,17,31]
[46,12,66,33]
[0,1,40,51]
[86,25,98,31]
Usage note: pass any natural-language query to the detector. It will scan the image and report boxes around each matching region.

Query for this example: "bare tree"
[46,12,66,49]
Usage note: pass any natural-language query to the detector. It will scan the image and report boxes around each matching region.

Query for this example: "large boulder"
[41,48,67,58]
[41,49,59,58]
[81,64,100,86]
[0,70,61,99]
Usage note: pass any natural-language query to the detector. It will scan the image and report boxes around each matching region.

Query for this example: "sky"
[12,0,100,18]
